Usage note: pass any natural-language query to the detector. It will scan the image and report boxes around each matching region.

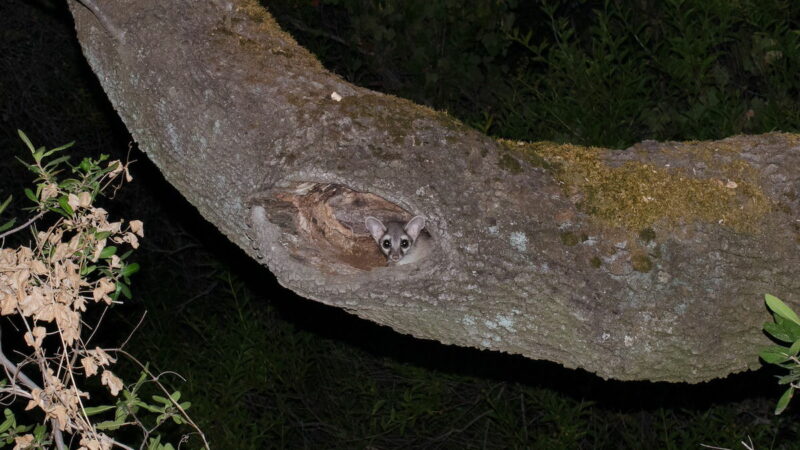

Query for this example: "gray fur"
[365,215,429,265]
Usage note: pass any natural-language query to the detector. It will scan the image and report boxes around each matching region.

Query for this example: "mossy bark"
[69,0,800,382]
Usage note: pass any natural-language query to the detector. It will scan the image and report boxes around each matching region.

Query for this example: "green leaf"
[759,346,791,364]
[95,420,125,431]
[120,263,140,278]
[83,405,116,416]
[0,410,15,434]
[0,219,15,233]
[17,130,35,153]
[766,294,800,326]
[764,321,792,342]
[790,339,800,356]
[57,196,74,217]
[24,188,38,203]
[152,395,170,405]
[32,424,45,440]
[80,265,97,276]
[79,158,93,172]
[0,195,11,214]
[98,246,117,259]
[42,141,74,158]
[775,386,794,414]
[43,155,72,171]
[95,231,112,240]
[116,281,132,300]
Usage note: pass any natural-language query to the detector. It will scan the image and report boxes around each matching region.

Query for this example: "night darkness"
[1,0,799,448]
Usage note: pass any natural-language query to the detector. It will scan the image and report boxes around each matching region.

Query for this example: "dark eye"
[400,239,409,249]
[382,240,391,249]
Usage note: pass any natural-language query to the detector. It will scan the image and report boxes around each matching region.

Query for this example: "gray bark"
[68,0,800,382]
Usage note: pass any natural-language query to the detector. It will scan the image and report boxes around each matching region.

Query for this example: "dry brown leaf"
[90,347,115,366]
[31,259,48,275]
[78,191,92,208]
[51,404,68,430]
[80,434,113,450]
[41,183,58,201]
[81,356,98,377]
[93,278,115,304]
[0,288,17,315]
[108,160,123,177]
[101,370,123,396]
[13,434,35,450]
[92,239,106,262]
[55,306,81,346]
[19,288,46,318]
[25,388,41,411]
[0,248,16,265]
[129,220,144,237]
[67,193,80,211]
[24,326,46,349]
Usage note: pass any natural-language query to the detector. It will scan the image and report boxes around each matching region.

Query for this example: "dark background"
[1,0,799,448]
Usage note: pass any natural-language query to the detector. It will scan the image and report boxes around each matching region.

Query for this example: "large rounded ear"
[364,216,386,243]
[404,216,426,241]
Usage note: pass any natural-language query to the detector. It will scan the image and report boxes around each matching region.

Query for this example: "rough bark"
[68,0,800,382]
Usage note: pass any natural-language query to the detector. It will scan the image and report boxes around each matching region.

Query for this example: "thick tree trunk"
[68,0,800,382]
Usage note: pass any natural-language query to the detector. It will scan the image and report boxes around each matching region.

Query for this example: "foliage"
[760,294,800,415]
[268,0,800,147]
[0,132,205,449]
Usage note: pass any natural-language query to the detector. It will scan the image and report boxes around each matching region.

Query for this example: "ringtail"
[365,215,430,265]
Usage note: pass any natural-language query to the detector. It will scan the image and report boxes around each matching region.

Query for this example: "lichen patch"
[503,140,771,233]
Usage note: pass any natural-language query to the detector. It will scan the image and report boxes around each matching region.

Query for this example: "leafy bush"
[0,132,206,449]
[760,294,800,415]
[268,0,800,147]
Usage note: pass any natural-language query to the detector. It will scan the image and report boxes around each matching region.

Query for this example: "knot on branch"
[248,182,427,273]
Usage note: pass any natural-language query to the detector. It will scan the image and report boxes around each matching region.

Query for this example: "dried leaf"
[101,370,123,396]
[92,239,107,262]
[129,220,144,237]
[41,183,58,201]
[13,434,35,450]
[31,259,48,275]
[93,278,115,304]
[67,193,80,211]
[78,191,92,208]
[82,356,98,377]
[24,326,46,349]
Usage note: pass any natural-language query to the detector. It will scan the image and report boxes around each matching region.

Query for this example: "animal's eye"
[400,239,409,249]
[382,240,391,249]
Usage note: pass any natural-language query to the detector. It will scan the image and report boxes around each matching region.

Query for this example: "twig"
[0,326,67,450]
[119,310,147,350]
[0,211,45,240]
[111,349,210,450]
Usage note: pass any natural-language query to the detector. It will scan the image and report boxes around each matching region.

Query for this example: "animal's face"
[379,222,414,263]
[365,216,426,264]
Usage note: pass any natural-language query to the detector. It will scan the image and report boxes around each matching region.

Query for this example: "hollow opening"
[259,182,430,273]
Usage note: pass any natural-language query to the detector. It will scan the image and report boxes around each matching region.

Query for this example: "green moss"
[639,227,656,242]
[631,252,653,273]
[590,256,602,268]
[503,140,771,233]
[560,232,579,246]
